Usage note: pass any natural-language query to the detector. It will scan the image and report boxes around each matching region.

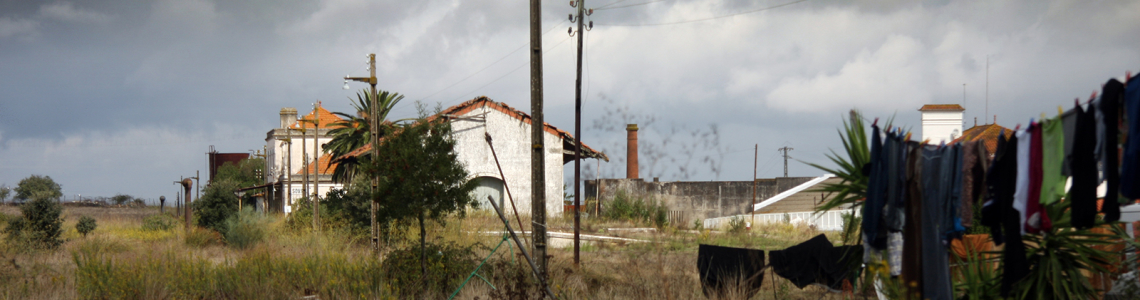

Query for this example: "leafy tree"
[4,196,64,249]
[76,216,97,237]
[0,185,10,204]
[14,175,63,203]
[193,158,265,232]
[368,103,478,281]
[111,194,133,206]
[326,89,405,183]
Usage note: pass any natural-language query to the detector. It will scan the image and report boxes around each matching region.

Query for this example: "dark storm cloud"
[1,0,1138,199]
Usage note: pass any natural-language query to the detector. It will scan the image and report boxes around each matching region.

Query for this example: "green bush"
[221,210,267,249]
[193,180,239,232]
[76,216,97,237]
[3,197,64,249]
[141,214,177,231]
[603,190,668,227]
[184,227,223,248]
[381,241,482,297]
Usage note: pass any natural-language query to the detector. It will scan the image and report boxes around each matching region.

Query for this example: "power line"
[594,0,667,10]
[594,0,632,9]
[445,36,573,104]
[604,0,808,27]
[778,146,794,177]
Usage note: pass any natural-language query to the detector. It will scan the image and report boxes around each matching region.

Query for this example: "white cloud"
[39,2,112,24]
[0,17,37,38]
[765,35,934,114]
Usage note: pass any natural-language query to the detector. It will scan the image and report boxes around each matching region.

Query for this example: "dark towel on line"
[697,244,765,298]
[769,234,862,291]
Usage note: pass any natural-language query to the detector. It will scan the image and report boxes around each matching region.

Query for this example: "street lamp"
[344,54,380,252]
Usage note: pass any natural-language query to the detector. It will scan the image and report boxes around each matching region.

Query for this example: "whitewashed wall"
[449,105,565,216]
[921,110,964,144]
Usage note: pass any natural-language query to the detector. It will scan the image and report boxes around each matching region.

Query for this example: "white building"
[264,105,345,214]
[270,97,608,216]
[919,104,965,144]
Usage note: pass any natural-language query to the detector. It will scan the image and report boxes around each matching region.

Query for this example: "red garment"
[1025,123,1052,233]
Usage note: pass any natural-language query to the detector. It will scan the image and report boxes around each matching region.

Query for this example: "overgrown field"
[0,205,848,299]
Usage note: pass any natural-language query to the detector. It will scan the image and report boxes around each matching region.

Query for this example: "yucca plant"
[1012,199,1128,300]
[806,110,872,244]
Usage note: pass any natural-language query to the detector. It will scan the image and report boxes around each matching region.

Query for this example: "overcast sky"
[1,0,1138,201]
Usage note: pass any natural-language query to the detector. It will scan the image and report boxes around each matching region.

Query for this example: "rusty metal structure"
[181,178,193,232]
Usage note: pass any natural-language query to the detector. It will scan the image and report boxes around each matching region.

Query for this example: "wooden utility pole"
[571,0,588,267]
[346,54,380,252]
[751,144,757,229]
[529,0,548,277]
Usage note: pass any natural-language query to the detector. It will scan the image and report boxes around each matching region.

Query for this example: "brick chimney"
[280,107,298,128]
[627,124,639,179]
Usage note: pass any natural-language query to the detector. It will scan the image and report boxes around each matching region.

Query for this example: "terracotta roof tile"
[918,104,965,112]
[291,105,344,130]
[950,123,1013,154]
[339,96,608,161]
[297,153,337,175]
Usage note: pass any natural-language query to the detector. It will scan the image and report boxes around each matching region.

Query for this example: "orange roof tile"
[297,153,338,175]
[291,105,345,130]
[338,96,608,161]
[951,123,1013,154]
[918,104,965,112]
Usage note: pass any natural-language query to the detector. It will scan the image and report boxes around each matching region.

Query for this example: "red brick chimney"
[627,124,639,179]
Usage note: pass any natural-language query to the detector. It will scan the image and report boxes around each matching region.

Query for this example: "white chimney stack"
[918,104,964,144]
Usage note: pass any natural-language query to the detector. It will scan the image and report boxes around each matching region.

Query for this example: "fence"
[702,210,857,231]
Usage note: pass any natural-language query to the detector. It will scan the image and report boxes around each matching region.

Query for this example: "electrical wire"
[594,0,667,10]
[604,0,808,27]
[594,0,632,9]
[447,36,574,104]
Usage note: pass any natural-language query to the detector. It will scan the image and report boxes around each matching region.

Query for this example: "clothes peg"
[1127,71,1131,82]
[872,117,879,127]
[1014,124,1021,131]
[1058,106,1064,116]
[904,132,912,141]
[1076,98,1082,107]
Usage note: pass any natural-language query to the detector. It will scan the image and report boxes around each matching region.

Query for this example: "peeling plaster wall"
[449,106,565,216]
[584,177,815,221]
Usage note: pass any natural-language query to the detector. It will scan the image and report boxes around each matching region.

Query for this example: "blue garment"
[1120,77,1140,199]
[884,130,907,232]
[920,145,953,300]
[1101,79,1125,221]
[863,124,888,249]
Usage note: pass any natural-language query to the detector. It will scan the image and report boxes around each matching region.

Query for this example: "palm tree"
[324,89,405,183]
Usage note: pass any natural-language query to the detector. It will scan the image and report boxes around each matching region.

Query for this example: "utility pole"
[345,54,380,252]
[301,125,309,201]
[312,103,321,231]
[570,0,592,268]
[751,144,757,229]
[529,0,548,278]
[778,147,793,177]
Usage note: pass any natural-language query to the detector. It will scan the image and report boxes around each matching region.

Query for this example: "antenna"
[986,55,989,124]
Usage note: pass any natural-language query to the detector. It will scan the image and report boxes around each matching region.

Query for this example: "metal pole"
[486,133,527,233]
[529,0,548,277]
[572,0,586,267]
[487,196,558,299]
[313,103,320,231]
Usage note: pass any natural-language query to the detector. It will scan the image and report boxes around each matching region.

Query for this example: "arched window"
[471,176,505,211]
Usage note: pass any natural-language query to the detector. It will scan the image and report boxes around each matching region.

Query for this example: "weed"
[184,227,223,248]
[140,214,177,231]
[76,216,96,238]
[381,241,483,298]
[221,210,267,249]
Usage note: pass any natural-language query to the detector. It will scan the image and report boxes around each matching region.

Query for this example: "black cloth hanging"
[1071,103,1099,229]
[1101,79,1125,221]
[1121,76,1140,199]
[697,244,766,298]
[863,124,888,249]
[769,234,862,291]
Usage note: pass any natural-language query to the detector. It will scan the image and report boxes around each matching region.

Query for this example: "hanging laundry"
[1026,122,1052,233]
[1061,107,1080,176]
[1100,79,1125,221]
[863,123,888,250]
[920,144,954,300]
[1013,128,1031,235]
[961,140,989,227]
[1040,118,1066,205]
[884,129,908,233]
[1120,76,1140,199]
[1071,103,1099,229]
[768,234,861,291]
[901,141,924,295]
[697,244,765,299]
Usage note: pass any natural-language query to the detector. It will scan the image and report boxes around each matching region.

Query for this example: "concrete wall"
[449,105,565,216]
[921,110,964,144]
[584,177,815,222]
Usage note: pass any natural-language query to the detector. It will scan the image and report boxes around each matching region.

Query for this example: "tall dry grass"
[0,205,851,299]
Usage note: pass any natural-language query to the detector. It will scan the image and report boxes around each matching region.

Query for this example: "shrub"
[76,216,97,237]
[3,196,64,249]
[604,190,669,227]
[141,214,177,231]
[222,210,267,249]
[381,241,482,297]
[193,180,239,232]
[184,227,223,248]
[727,216,746,233]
